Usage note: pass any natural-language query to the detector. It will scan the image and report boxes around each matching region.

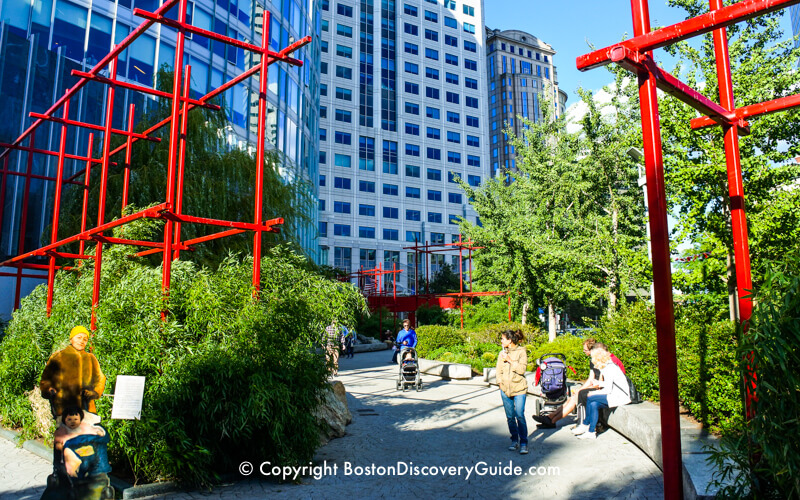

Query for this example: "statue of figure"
[40,325,106,419]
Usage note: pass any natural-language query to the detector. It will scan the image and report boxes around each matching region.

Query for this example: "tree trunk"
[547,299,557,342]
[521,300,530,325]
[608,273,618,318]
[727,251,739,322]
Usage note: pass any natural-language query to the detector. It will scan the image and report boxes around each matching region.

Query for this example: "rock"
[24,387,54,438]
[313,381,352,445]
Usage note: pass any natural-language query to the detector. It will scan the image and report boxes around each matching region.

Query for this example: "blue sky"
[485,1,794,105]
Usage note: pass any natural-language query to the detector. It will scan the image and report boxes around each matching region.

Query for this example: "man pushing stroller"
[391,319,417,364]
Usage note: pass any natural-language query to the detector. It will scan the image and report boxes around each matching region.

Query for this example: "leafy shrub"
[0,244,366,486]
[415,325,466,358]
[355,307,400,339]
[709,260,800,498]
[467,322,545,345]
[595,301,743,433]
[416,304,450,326]
[528,335,587,378]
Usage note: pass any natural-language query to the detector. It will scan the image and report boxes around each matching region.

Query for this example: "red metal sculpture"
[577,1,800,497]
[0,0,311,327]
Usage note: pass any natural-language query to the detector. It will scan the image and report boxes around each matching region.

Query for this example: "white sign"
[111,375,146,420]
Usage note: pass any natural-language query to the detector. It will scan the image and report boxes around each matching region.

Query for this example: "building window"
[449,214,460,225]
[334,224,351,236]
[445,34,458,47]
[426,127,441,140]
[447,131,461,143]
[406,209,421,221]
[406,102,420,114]
[384,229,399,240]
[336,24,353,37]
[426,107,440,120]
[405,82,420,94]
[446,111,460,124]
[334,247,352,271]
[334,154,352,168]
[428,212,443,223]
[467,175,481,187]
[427,148,442,160]
[383,206,399,219]
[464,59,477,71]
[445,54,459,66]
[383,183,399,196]
[359,180,376,192]
[335,109,352,122]
[336,44,353,58]
[446,72,459,85]
[359,204,376,216]
[359,226,376,238]
[427,168,442,181]
[467,135,480,147]
[463,22,475,33]
[447,151,462,164]
[426,87,440,99]
[448,192,463,204]
[319,221,328,237]
[446,92,460,104]
[383,140,398,174]
[336,87,353,100]
[406,165,421,177]
[466,96,478,108]
[334,177,352,189]
[444,16,457,29]
[359,136,375,171]
[467,155,481,167]
[426,67,440,80]
[335,131,352,144]
[406,144,421,157]
[334,201,352,213]
[336,66,353,79]
[404,42,418,54]
[424,29,438,41]
[406,231,422,243]
[405,123,420,135]
[466,115,479,127]
[403,3,418,16]
[428,190,442,201]
[406,187,421,199]
[424,10,438,22]
[337,3,353,16]
[404,23,418,35]
[405,62,419,74]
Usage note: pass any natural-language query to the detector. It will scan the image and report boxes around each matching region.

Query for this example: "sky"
[484,0,795,105]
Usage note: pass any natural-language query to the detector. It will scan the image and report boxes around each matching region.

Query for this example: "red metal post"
[46,97,70,316]
[0,156,8,252]
[161,0,188,317]
[79,134,94,256]
[252,11,271,295]
[630,1,683,498]
[14,131,36,311]
[508,293,511,321]
[425,240,429,295]
[92,58,118,330]
[708,0,756,419]
[122,103,135,211]
[172,65,191,261]
[458,235,464,329]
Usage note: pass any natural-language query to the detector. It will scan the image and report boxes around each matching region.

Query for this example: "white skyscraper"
[316,0,489,293]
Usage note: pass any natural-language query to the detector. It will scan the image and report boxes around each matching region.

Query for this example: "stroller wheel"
[396,381,402,391]
[534,398,542,416]
[416,381,422,392]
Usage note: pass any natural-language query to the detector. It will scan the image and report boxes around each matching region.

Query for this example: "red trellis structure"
[0,0,311,328]
[577,1,800,497]
[344,235,511,331]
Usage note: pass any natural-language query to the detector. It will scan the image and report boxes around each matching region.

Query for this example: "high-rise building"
[316,0,489,293]
[485,28,567,178]
[791,5,800,63]
[0,0,321,319]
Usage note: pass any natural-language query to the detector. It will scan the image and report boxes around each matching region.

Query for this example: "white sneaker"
[571,424,589,435]
[577,431,596,440]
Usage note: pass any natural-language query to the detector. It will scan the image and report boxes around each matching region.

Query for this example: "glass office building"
[315,0,490,292]
[0,0,321,318]
[485,28,567,178]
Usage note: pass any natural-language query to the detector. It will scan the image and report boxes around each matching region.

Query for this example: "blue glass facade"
[0,0,322,318]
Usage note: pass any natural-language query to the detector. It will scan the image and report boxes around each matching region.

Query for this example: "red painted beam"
[70,70,221,111]
[29,112,163,141]
[691,92,800,129]
[577,0,800,72]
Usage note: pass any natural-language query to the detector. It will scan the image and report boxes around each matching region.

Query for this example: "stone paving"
[0,350,664,499]
[0,437,51,499]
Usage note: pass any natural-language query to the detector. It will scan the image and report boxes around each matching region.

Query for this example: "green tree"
[54,68,313,268]
[459,97,597,340]
[660,0,800,319]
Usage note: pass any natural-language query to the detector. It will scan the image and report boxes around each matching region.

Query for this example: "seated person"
[573,346,631,439]
[402,350,416,365]
[533,340,625,428]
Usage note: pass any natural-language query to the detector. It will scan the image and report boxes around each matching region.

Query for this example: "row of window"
[319,183,474,201]
[320,147,481,168]
[324,195,479,217]
[489,41,550,63]
[320,221,464,239]
[318,171,478,191]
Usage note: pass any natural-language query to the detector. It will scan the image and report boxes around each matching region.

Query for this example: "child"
[54,407,106,477]
[402,350,415,364]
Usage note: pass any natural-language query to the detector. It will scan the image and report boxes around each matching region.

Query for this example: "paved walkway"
[0,350,664,499]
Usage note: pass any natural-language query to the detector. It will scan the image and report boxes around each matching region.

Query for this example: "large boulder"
[313,381,352,445]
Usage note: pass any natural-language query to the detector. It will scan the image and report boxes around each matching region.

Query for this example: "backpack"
[627,376,643,404]
[540,357,566,395]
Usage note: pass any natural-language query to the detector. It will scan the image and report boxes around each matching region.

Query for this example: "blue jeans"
[583,394,610,432]
[500,392,528,445]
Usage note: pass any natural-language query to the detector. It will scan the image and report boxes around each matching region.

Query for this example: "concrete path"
[0,350,664,499]
[0,436,51,499]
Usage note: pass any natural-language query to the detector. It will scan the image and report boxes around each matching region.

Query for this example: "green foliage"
[355,307,399,339]
[414,325,466,358]
[447,297,521,329]
[660,1,800,316]
[420,263,461,294]
[709,258,800,498]
[0,241,367,486]
[416,304,450,326]
[594,301,743,433]
[528,335,587,379]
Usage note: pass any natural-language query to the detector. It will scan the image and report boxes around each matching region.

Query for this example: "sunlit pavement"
[0,349,664,500]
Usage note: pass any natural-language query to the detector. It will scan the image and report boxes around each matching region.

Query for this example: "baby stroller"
[396,345,422,392]
[532,353,574,418]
